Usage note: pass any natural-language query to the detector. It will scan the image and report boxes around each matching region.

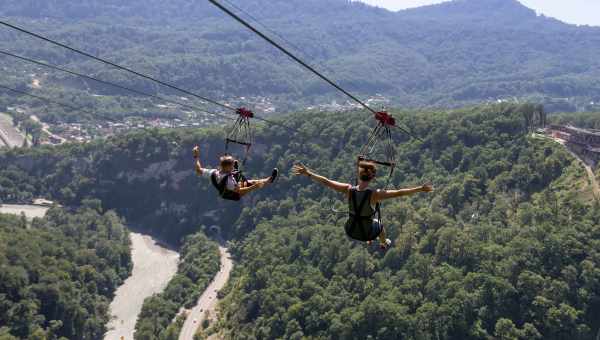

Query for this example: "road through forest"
[179,246,233,340]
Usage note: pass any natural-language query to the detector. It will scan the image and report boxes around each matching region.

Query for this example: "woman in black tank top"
[293,161,433,249]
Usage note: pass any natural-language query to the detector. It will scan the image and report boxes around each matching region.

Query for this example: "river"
[1,204,228,340]
[104,233,180,340]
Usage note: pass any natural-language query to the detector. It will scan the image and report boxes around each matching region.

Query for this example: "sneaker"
[269,168,279,183]
[380,239,392,250]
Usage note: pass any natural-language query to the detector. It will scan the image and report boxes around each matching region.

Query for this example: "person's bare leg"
[246,178,269,186]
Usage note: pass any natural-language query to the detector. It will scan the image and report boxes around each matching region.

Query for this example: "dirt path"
[543,134,599,200]
[178,246,232,340]
[0,113,25,148]
[0,204,48,219]
[582,159,600,199]
[562,145,600,200]
[104,233,180,340]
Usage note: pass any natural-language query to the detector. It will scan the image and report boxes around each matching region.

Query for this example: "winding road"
[582,159,600,199]
[1,203,232,339]
[543,133,600,200]
[104,233,180,340]
[179,246,232,340]
[561,144,600,200]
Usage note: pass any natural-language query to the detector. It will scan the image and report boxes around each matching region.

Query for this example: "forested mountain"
[1,0,600,122]
[0,205,131,339]
[1,103,599,338]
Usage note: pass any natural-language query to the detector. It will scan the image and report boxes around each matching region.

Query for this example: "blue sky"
[358,0,600,26]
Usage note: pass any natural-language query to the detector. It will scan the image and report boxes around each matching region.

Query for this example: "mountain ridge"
[0,0,599,117]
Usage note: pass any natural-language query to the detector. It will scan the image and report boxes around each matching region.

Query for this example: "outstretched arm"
[373,183,434,203]
[292,164,349,194]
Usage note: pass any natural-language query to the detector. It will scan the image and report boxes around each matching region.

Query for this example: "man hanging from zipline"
[194,146,278,201]
[293,160,433,249]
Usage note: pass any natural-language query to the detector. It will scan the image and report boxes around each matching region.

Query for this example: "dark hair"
[220,155,234,167]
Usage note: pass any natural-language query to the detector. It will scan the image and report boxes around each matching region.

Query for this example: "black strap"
[210,171,222,193]
[226,138,252,147]
[231,171,246,183]
[376,202,382,230]
[211,171,239,196]
[218,174,230,193]
[351,189,359,216]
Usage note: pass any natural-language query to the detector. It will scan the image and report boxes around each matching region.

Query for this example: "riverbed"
[104,233,180,340]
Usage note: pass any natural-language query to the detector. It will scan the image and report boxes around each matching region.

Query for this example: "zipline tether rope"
[207,0,422,142]
[0,20,236,113]
[0,83,114,122]
[0,20,306,135]
[0,50,234,122]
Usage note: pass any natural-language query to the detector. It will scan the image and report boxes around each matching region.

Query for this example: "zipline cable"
[0,50,235,122]
[0,20,236,113]
[209,0,371,113]
[0,83,116,122]
[0,20,367,146]
[220,0,339,77]
[220,0,369,95]
[208,0,423,142]
[0,21,305,135]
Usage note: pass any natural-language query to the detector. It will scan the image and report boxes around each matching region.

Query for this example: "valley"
[1,0,600,339]
[105,233,180,340]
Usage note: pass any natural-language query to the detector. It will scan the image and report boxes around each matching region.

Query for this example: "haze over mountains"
[1,0,600,115]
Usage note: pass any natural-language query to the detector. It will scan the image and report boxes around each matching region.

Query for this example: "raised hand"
[292,163,310,176]
[193,145,200,159]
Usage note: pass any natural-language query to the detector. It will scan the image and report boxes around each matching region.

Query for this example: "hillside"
[0,206,131,339]
[1,0,600,122]
[1,103,599,338]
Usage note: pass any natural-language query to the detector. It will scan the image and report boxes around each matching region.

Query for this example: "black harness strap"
[210,171,242,201]
[375,202,382,232]
[210,171,222,192]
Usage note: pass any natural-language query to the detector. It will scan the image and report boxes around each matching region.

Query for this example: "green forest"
[0,204,131,339]
[1,0,600,123]
[1,0,600,338]
[1,103,599,338]
[553,112,600,130]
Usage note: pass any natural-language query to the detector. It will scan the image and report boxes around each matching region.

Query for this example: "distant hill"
[1,0,600,117]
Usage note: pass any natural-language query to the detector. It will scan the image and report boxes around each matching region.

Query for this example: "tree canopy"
[1,103,599,338]
[0,204,131,339]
